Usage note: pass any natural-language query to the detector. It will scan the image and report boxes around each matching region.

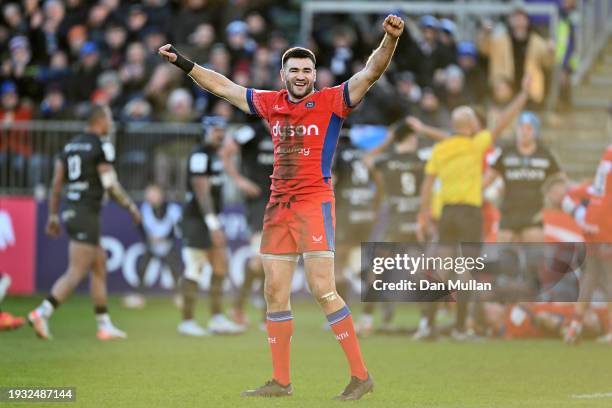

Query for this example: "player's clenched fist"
[383,15,404,38]
[158,44,195,73]
[158,44,177,63]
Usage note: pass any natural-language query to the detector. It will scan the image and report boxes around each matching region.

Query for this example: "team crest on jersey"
[305,101,315,109]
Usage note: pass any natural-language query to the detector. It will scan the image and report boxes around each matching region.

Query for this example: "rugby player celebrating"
[159,14,405,400]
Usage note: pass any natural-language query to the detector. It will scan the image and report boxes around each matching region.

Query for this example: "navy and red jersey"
[246,82,355,201]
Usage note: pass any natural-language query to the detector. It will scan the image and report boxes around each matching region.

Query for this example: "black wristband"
[169,46,195,73]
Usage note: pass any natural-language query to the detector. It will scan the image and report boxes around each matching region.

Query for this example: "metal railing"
[0,121,203,200]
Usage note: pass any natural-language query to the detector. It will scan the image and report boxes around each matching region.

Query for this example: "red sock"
[266,311,293,386]
[328,306,368,380]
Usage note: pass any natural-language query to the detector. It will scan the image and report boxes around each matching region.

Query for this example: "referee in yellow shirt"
[418,76,530,243]
[416,76,530,339]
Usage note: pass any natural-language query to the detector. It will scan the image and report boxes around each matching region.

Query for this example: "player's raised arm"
[347,15,404,105]
[158,44,250,113]
[46,158,65,237]
[491,75,531,140]
[97,163,141,224]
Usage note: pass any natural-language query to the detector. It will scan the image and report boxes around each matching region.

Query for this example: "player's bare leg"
[565,252,600,344]
[29,241,97,339]
[304,253,373,400]
[91,247,126,340]
[206,245,244,334]
[242,255,296,397]
[178,248,209,337]
[233,238,265,328]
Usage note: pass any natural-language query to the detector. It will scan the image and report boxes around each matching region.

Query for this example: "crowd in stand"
[0,0,578,189]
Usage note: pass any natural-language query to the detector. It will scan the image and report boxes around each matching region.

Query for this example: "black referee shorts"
[438,204,482,243]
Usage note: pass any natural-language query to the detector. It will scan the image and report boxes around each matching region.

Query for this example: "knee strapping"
[318,291,338,305]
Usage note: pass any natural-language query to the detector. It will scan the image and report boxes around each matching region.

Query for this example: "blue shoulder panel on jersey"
[321,201,335,252]
[246,88,259,116]
[321,113,343,180]
[343,81,355,108]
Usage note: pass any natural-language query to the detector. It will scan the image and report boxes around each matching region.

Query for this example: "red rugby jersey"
[246,82,355,201]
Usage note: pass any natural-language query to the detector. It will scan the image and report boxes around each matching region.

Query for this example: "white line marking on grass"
[571,392,612,399]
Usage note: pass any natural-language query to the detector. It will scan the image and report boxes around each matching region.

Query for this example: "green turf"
[1,295,611,408]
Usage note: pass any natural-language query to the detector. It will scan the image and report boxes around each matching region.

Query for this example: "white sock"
[96,313,112,329]
[37,300,55,319]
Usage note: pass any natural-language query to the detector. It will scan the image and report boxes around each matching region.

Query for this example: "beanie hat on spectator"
[439,19,456,36]
[80,41,99,57]
[419,15,439,30]
[9,36,29,51]
[457,41,478,58]
[227,20,249,36]
[1,81,17,96]
[518,111,541,137]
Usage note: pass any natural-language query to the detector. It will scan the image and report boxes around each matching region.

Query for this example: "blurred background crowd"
[1,0,584,194]
[0,0,577,126]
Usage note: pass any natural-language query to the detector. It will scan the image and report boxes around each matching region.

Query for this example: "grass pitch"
[2,295,612,408]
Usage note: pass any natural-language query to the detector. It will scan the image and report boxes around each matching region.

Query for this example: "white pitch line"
[571,392,612,399]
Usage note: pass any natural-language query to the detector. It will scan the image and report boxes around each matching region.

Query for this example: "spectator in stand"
[95,70,124,116]
[405,15,448,87]
[172,0,221,46]
[0,80,33,185]
[43,51,71,91]
[86,2,110,45]
[416,87,451,131]
[142,0,172,33]
[69,41,102,104]
[184,23,216,63]
[38,85,72,120]
[391,71,421,121]
[323,26,358,84]
[142,27,167,68]
[66,24,87,62]
[556,0,578,111]
[440,65,472,112]
[121,96,153,124]
[245,11,269,45]
[456,41,488,104]
[126,5,149,43]
[437,18,457,68]
[103,22,128,70]
[119,42,150,99]
[478,6,555,108]
[225,20,256,75]
[163,88,196,123]
[28,0,61,65]
[2,3,27,35]
[250,46,276,89]
[5,36,41,101]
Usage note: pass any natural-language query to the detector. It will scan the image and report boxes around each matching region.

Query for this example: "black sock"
[182,278,198,321]
[94,305,108,315]
[46,295,60,309]
[210,274,223,316]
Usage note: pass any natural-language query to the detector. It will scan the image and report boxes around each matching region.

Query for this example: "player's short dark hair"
[282,47,316,68]
[393,122,416,143]
[87,104,109,125]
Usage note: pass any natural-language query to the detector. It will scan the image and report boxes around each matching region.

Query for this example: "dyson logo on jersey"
[271,121,320,140]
